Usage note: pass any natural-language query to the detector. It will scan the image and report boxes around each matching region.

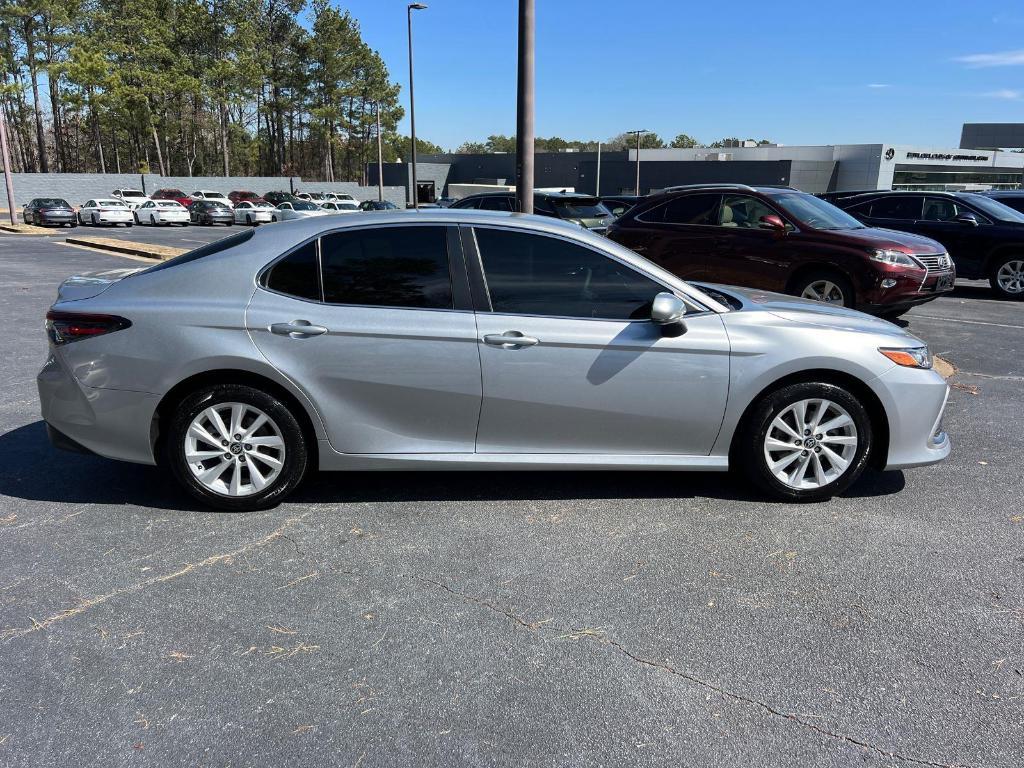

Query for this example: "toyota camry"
[38,210,950,511]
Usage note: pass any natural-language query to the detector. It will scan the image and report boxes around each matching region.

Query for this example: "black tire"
[165,384,309,512]
[734,381,873,502]
[246,215,252,226]
[988,254,1024,300]
[133,212,140,224]
[789,269,856,309]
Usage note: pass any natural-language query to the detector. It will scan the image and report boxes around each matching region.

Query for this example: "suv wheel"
[165,384,309,511]
[736,382,873,502]
[990,255,1024,299]
[792,270,855,308]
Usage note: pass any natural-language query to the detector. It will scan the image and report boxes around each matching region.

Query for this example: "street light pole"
[515,0,534,214]
[375,101,384,203]
[595,141,601,196]
[629,129,648,195]
[0,110,16,226]
[407,3,427,209]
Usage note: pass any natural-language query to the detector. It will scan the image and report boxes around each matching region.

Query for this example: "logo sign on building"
[905,152,990,162]
[884,148,895,160]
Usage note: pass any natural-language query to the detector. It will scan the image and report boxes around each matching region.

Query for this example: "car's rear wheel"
[246,214,252,226]
[990,255,1024,300]
[791,270,855,308]
[166,384,309,511]
[736,381,873,502]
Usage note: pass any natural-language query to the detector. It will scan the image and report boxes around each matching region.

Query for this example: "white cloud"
[955,49,1024,67]
[982,89,1023,100]
[867,83,891,89]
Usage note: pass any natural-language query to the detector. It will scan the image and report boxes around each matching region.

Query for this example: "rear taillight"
[45,311,131,345]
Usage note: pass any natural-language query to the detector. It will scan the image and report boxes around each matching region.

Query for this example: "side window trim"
[467,223,683,322]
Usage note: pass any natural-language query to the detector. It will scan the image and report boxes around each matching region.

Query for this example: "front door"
[468,225,730,455]
[246,224,482,454]
[915,197,987,277]
[707,193,793,291]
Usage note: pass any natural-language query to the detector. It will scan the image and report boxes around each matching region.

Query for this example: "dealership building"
[371,123,1024,202]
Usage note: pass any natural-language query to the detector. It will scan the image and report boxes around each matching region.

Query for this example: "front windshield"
[552,200,611,219]
[120,190,145,197]
[961,193,1024,223]
[769,192,865,230]
[293,201,321,211]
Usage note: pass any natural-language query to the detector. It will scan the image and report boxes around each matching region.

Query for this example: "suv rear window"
[640,193,720,225]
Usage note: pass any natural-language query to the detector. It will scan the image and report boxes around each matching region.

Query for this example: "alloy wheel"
[184,402,286,497]
[996,259,1024,295]
[800,280,845,304]
[762,398,858,490]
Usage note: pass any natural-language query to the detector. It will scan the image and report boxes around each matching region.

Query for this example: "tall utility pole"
[629,129,648,195]
[407,3,427,209]
[0,110,16,225]
[595,141,602,196]
[515,0,534,214]
[375,102,385,202]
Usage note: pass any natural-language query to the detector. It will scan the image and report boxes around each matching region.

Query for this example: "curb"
[0,222,54,235]
[64,236,186,261]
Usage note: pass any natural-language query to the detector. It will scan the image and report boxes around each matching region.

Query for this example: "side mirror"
[651,292,687,336]
[758,214,787,232]
[953,212,979,226]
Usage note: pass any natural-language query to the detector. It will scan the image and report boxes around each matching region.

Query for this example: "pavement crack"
[1,514,310,641]
[417,576,969,768]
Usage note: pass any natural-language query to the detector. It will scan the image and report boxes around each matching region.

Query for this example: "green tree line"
[451,133,773,153]
[0,0,444,180]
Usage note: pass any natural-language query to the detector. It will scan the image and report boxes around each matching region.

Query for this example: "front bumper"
[871,364,951,470]
[861,268,956,313]
[38,354,159,465]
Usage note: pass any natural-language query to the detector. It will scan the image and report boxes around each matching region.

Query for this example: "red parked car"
[151,188,193,207]
[607,184,955,318]
[228,190,266,205]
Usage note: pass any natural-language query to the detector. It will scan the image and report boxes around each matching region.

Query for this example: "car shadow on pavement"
[1,420,905,510]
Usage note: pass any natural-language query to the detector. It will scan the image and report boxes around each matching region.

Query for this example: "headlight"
[879,346,932,369]
[870,249,920,268]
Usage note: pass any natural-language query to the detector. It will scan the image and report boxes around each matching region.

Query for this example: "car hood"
[826,226,944,255]
[698,283,921,337]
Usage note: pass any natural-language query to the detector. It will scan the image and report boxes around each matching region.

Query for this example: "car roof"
[459,190,598,200]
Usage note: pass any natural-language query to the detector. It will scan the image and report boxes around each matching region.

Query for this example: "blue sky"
[340,0,1024,150]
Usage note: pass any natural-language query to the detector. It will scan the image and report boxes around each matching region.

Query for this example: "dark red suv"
[607,184,954,317]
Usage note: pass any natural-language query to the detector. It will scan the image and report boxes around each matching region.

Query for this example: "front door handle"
[270,320,329,337]
[483,331,539,348]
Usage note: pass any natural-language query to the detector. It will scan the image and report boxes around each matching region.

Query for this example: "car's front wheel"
[990,254,1024,300]
[165,384,309,511]
[736,381,873,502]
[791,270,855,308]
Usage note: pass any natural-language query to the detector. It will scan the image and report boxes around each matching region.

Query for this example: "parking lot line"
[911,314,1024,330]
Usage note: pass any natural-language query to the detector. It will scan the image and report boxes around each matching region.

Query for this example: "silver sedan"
[38,210,950,511]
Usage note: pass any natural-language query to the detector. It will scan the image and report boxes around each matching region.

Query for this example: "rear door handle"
[483,331,539,348]
[270,320,329,337]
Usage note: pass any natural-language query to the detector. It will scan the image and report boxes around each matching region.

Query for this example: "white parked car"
[135,200,190,226]
[233,200,276,225]
[270,201,330,222]
[191,190,233,207]
[78,199,134,227]
[296,192,329,203]
[111,189,150,209]
[324,192,358,203]
[319,201,360,214]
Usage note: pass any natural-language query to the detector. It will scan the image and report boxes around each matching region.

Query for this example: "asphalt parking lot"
[1,232,1021,767]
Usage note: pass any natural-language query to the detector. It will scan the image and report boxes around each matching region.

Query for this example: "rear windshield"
[37,198,70,207]
[98,200,127,207]
[157,201,184,208]
[144,230,254,274]
[234,191,258,198]
[551,199,611,219]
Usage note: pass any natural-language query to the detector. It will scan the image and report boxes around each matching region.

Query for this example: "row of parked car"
[450,185,1024,312]
[22,188,402,229]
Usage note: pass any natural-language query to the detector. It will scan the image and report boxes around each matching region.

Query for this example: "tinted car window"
[921,198,961,221]
[145,230,254,274]
[719,195,779,228]
[320,226,453,309]
[479,196,513,211]
[475,227,662,320]
[987,195,1024,214]
[642,193,720,225]
[264,241,320,301]
[868,196,922,220]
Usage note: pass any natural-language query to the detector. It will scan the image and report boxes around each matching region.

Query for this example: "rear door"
[468,225,730,455]
[852,195,924,235]
[246,224,482,454]
[621,193,720,281]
